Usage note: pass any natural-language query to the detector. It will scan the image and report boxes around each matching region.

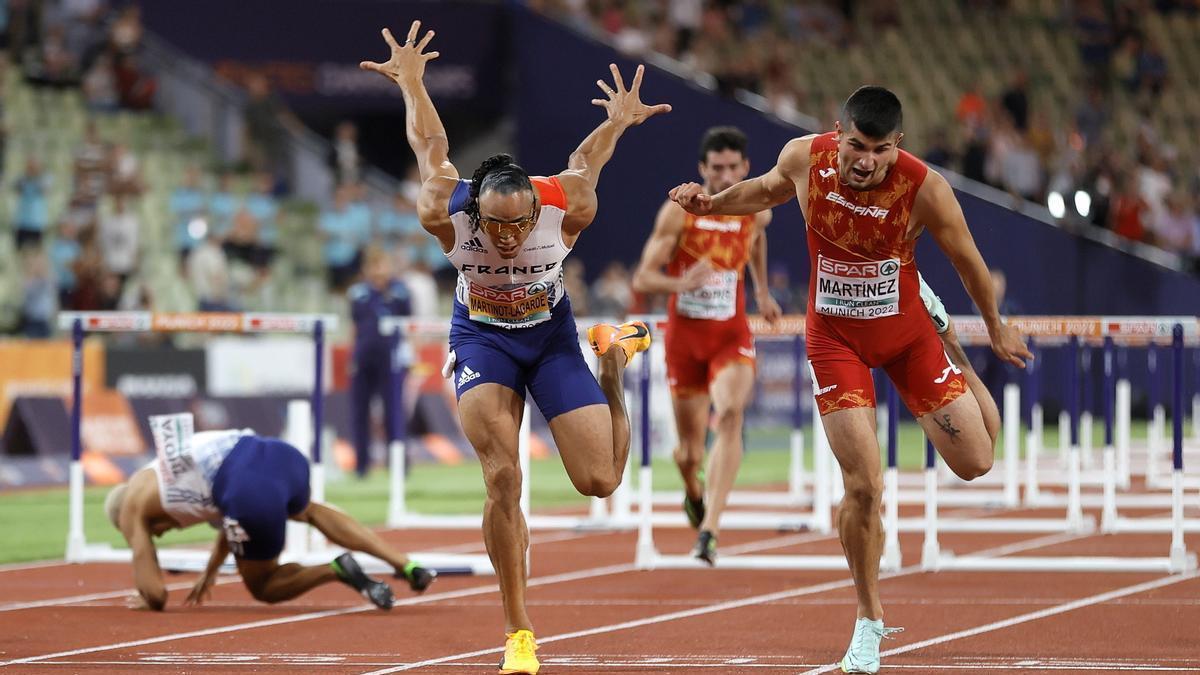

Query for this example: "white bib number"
[815,255,901,319]
[677,269,738,320]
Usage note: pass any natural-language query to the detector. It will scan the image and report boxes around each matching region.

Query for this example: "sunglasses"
[478,204,538,239]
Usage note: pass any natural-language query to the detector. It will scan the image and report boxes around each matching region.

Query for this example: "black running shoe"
[332,552,395,610]
[692,530,717,566]
[683,495,706,530]
[395,561,437,593]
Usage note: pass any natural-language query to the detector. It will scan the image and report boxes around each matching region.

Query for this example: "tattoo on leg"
[934,414,961,443]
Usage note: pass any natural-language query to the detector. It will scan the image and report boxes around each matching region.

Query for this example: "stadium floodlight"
[1074,190,1092,218]
[1047,191,1066,219]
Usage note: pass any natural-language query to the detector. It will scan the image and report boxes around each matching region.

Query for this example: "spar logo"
[818,258,898,277]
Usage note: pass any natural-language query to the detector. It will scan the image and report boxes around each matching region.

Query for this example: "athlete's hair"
[105,483,128,529]
[841,86,903,139]
[465,153,533,232]
[698,126,748,163]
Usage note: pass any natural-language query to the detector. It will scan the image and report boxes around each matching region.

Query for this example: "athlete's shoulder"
[896,147,931,183]
[447,178,472,216]
[530,175,567,210]
[778,134,821,173]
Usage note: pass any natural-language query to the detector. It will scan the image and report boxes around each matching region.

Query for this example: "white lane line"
[355,532,1082,674]
[799,571,1200,674]
[0,529,589,613]
[0,561,647,668]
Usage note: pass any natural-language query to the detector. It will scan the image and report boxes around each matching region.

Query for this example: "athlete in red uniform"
[670,87,1031,674]
[633,127,780,564]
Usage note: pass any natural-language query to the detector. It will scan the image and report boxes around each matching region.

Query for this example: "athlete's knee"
[713,405,744,435]
[949,449,993,481]
[579,472,621,498]
[842,473,883,510]
[483,462,522,505]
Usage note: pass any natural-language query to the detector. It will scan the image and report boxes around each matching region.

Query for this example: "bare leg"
[297,502,409,571]
[459,383,530,632]
[919,387,995,481]
[821,406,885,620]
[596,348,631,480]
[700,363,755,535]
[939,323,1000,442]
[236,557,337,604]
[671,394,710,502]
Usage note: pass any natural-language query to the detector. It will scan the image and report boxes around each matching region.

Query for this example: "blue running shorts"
[448,297,606,421]
[211,436,311,560]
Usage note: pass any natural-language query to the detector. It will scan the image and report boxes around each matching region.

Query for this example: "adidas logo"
[457,365,481,388]
[460,236,486,253]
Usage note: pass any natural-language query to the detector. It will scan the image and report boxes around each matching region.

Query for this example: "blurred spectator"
[923,127,956,169]
[208,171,239,237]
[99,193,139,282]
[1073,85,1107,147]
[766,264,796,313]
[1136,37,1168,97]
[668,0,703,56]
[393,247,438,318]
[14,157,51,248]
[563,259,590,316]
[171,166,208,255]
[348,245,411,478]
[49,217,83,304]
[591,260,633,318]
[25,23,79,87]
[81,50,118,111]
[320,184,371,289]
[955,83,987,126]
[73,120,109,208]
[108,4,143,55]
[244,172,280,250]
[223,209,267,268]
[19,247,57,338]
[1157,192,1194,254]
[188,227,233,312]
[114,52,155,110]
[108,143,143,196]
[999,69,1029,131]
[1109,173,1149,243]
[1000,131,1042,201]
[1137,152,1172,237]
[242,73,294,190]
[329,120,363,187]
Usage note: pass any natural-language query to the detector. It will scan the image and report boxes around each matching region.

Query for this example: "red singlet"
[664,212,757,395]
[804,132,966,417]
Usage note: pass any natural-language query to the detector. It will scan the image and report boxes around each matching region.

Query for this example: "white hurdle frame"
[58,311,340,570]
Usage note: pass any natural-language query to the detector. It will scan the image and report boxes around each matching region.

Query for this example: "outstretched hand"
[990,322,1034,368]
[591,64,671,128]
[359,20,439,86]
[668,182,714,216]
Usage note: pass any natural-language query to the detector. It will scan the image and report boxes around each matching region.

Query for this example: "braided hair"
[465,153,534,232]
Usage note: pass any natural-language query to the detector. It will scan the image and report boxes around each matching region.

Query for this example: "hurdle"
[930,322,1198,574]
[60,311,333,570]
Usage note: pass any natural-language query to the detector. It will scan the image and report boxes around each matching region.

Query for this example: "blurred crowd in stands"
[533,0,1200,266]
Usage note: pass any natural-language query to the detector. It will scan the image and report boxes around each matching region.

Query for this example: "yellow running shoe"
[587,321,651,365]
[499,629,539,674]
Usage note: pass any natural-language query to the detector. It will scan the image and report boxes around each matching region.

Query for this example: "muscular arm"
[920,170,1032,367]
[559,63,671,234]
[632,200,687,294]
[747,210,773,300]
[919,172,1001,327]
[675,136,812,216]
[124,517,166,610]
[360,23,457,248]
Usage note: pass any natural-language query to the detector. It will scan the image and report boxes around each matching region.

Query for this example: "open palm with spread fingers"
[592,63,672,128]
[359,20,439,85]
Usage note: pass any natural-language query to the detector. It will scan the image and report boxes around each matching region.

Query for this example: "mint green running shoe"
[917,273,950,335]
[840,617,903,673]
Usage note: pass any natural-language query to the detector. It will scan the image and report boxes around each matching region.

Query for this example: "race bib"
[150,414,245,527]
[814,256,901,319]
[467,280,551,327]
[677,269,739,320]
